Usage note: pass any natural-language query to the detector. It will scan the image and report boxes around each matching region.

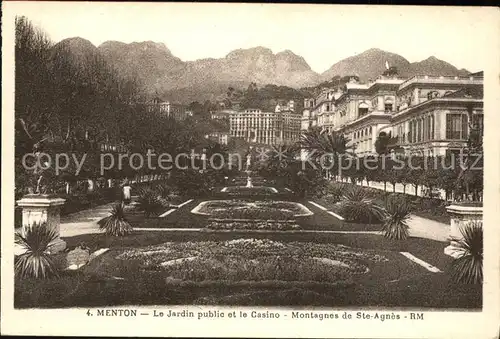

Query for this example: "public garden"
[14,155,483,308]
[13,16,483,310]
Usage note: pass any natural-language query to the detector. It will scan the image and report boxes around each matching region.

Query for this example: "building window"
[359,107,369,117]
[472,114,484,137]
[385,103,393,112]
[446,114,468,140]
[416,119,421,142]
[430,115,434,140]
[411,120,416,143]
[422,116,428,141]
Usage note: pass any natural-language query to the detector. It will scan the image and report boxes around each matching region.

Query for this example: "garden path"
[60,202,116,237]
[407,214,450,242]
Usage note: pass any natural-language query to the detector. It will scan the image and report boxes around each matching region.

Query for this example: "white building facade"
[301,73,484,156]
[230,101,301,146]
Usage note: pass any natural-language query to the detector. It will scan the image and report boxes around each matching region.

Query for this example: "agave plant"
[155,183,172,199]
[382,195,412,240]
[135,188,164,217]
[450,221,483,284]
[324,183,345,203]
[98,203,133,236]
[338,186,385,224]
[15,223,59,279]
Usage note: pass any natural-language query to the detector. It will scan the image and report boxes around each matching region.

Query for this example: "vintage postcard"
[1,2,499,338]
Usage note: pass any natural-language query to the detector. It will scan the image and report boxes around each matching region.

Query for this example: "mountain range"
[53,38,472,103]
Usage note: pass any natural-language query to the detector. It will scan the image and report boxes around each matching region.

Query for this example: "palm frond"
[15,223,59,279]
[135,188,164,217]
[382,194,412,240]
[156,183,172,199]
[98,202,133,236]
[450,221,483,284]
[338,186,385,223]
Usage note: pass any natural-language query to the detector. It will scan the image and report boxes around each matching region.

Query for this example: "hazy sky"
[6,2,496,73]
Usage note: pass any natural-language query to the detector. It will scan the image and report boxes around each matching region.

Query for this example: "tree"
[300,127,353,181]
[15,16,211,196]
[374,132,398,155]
[455,104,483,202]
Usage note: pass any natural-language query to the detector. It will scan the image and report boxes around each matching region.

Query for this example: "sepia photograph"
[2,2,499,338]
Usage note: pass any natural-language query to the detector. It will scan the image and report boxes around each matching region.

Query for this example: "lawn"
[127,197,383,232]
[15,232,481,308]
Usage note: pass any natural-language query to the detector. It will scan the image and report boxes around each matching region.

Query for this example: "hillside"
[320,48,411,82]
[97,43,320,97]
[320,48,470,82]
[403,56,470,77]
[54,39,472,104]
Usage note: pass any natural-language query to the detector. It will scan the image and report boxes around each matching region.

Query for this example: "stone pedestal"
[15,195,66,255]
[444,203,483,258]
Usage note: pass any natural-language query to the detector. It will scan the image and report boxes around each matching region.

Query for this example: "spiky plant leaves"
[15,223,59,279]
[450,221,483,284]
[338,186,385,224]
[325,183,345,203]
[98,203,133,236]
[156,184,172,199]
[135,188,164,217]
[382,194,412,240]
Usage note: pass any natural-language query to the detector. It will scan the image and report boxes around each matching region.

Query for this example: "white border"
[2,3,500,338]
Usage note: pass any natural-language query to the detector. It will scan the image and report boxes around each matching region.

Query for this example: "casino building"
[301,72,484,156]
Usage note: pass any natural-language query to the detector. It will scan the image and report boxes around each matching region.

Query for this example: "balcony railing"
[398,75,483,91]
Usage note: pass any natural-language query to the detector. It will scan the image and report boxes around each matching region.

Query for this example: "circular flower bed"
[116,239,388,283]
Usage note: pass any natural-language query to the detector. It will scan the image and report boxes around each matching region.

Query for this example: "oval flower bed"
[205,220,302,231]
[221,186,278,195]
[191,200,313,220]
[116,239,388,283]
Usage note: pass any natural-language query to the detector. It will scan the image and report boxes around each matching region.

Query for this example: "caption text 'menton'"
[92,308,422,321]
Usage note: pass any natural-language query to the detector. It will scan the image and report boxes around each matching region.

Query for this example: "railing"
[398,75,483,90]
